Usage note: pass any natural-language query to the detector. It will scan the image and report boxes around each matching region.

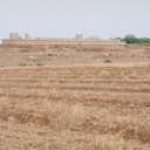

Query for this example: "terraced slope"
[0,66,150,150]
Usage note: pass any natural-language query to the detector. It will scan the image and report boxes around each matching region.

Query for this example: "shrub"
[122,34,150,44]
[19,62,27,67]
[104,59,112,63]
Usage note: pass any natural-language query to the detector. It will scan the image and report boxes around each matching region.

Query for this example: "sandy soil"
[0,44,150,150]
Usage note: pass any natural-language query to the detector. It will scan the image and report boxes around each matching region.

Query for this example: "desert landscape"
[0,41,150,150]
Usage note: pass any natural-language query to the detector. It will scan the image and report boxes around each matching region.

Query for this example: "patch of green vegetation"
[122,35,150,45]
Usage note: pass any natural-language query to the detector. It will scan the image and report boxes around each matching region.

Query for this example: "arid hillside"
[0,43,150,150]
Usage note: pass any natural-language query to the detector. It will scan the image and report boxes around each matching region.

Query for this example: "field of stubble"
[0,44,150,150]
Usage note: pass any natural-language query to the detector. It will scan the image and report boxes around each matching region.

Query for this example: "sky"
[0,0,150,39]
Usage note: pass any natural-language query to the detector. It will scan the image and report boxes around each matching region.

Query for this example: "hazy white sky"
[0,0,150,39]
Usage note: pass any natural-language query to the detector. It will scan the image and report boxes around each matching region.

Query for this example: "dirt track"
[0,44,150,150]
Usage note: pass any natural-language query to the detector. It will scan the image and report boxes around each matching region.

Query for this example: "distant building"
[24,34,31,40]
[9,33,22,40]
[75,34,83,40]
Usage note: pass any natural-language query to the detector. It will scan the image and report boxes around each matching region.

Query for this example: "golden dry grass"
[0,43,150,149]
[0,65,150,150]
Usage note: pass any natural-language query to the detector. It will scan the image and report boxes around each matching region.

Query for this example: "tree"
[122,34,139,44]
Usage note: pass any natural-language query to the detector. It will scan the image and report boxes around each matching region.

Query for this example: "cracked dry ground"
[0,66,150,150]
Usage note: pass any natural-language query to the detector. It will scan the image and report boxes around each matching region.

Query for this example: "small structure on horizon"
[75,34,83,40]
[9,33,32,40]
[24,33,31,40]
[9,33,22,40]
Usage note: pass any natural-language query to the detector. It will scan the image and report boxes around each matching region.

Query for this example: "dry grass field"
[0,43,150,150]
